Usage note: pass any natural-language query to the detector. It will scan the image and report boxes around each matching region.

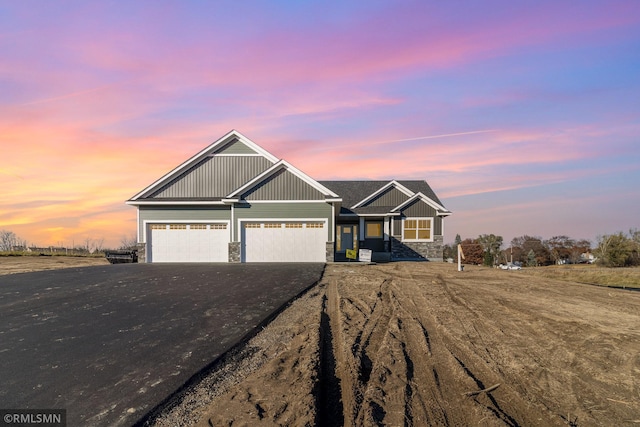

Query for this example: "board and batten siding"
[216,138,260,154]
[392,201,443,237]
[364,187,410,208]
[243,170,327,201]
[138,206,231,241]
[233,202,333,241]
[148,156,273,199]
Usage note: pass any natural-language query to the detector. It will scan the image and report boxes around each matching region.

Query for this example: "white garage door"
[149,223,229,262]
[242,221,326,262]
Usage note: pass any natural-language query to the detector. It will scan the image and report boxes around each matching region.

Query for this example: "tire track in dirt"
[156,263,640,426]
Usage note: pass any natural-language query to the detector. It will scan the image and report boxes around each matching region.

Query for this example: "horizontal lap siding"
[234,202,333,241]
[139,206,231,241]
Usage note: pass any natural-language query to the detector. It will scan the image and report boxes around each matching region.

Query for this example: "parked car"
[499,263,522,270]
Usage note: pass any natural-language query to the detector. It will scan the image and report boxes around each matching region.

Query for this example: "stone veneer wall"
[229,242,241,263]
[136,243,146,263]
[326,242,334,262]
[391,235,444,261]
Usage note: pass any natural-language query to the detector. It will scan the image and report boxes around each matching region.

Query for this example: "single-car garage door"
[242,221,326,262]
[149,223,229,262]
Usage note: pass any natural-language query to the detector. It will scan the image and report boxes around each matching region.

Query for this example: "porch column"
[384,217,390,241]
[384,217,391,252]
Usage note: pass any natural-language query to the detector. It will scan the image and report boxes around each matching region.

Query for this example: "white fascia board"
[125,200,226,206]
[279,160,341,197]
[390,192,450,214]
[246,200,337,203]
[336,212,401,218]
[229,130,280,163]
[351,180,415,209]
[226,161,284,198]
[226,160,340,199]
[129,130,278,201]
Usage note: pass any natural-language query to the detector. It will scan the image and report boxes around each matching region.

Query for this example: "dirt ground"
[147,262,640,427]
[0,255,109,275]
[5,258,638,425]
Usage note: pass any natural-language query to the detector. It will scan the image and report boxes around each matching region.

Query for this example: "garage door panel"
[242,221,325,262]
[149,223,229,262]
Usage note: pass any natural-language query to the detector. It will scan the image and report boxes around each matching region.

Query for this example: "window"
[285,222,303,228]
[245,223,261,229]
[365,222,383,239]
[306,222,324,228]
[170,224,187,230]
[402,218,432,241]
[264,223,282,229]
[190,224,207,230]
[150,224,166,230]
[211,224,227,230]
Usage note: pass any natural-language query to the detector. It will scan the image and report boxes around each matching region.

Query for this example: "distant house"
[127,130,451,263]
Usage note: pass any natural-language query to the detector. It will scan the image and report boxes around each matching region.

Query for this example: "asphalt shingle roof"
[319,180,445,209]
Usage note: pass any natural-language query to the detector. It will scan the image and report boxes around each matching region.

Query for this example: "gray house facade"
[127,130,451,263]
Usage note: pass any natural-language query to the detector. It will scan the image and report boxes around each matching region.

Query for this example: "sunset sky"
[1,1,639,250]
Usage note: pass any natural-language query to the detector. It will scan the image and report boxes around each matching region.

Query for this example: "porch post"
[383,217,390,241]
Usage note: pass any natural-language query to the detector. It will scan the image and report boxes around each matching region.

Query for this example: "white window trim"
[401,217,434,242]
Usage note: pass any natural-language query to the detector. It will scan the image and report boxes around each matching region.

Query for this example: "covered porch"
[334,214,396,262]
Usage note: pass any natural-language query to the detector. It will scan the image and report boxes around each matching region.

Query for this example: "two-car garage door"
[149,223,229,262]
[241,221,326,262]
[148,221,327,262]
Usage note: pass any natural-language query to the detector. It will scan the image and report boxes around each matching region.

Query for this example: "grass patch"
[521,264,640,289]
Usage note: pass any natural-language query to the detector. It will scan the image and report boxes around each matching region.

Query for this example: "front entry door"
[338,225,358,252]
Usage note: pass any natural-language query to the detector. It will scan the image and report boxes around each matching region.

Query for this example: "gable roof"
[391,192,451,216]
[127,130,341,205]
[319,180,450,216]
[226,160,340,201]
[126,130,448,214]
[351,180,414,208]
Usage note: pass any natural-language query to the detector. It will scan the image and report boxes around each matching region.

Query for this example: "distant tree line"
[444,230,640,268]
[0,230,27,251]
[0,229,137,254]
[594,229,640,267]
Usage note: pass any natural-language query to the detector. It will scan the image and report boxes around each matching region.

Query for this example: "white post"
[458,244,465,272]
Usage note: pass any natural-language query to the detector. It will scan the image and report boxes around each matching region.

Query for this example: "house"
[126,130,451,263]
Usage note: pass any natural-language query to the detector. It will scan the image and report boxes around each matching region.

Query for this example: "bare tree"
[0,230,19,251]
[83,237,93,253]
[93,238,105,253]
[120,234,138,250]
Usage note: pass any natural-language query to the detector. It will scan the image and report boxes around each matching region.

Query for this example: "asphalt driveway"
[0,263,324,426]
